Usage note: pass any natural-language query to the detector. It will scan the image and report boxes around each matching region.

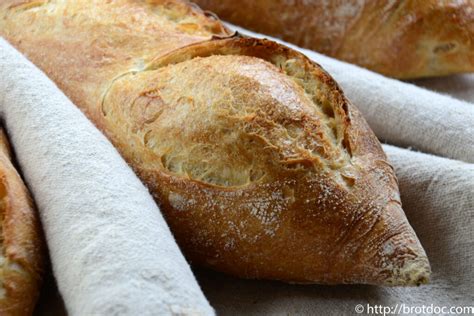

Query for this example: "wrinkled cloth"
[412,74,474,104]
[0,38,213,316]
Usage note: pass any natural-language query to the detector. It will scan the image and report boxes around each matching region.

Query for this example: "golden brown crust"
[0,129,44,315]
[193,0,474,79]
[0,0,429,285]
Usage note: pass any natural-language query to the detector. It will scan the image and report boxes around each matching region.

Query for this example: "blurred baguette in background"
[193,0,474,79]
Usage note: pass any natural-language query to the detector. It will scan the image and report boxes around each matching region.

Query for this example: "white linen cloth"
[412,74,474,103]
[0,38,213,316]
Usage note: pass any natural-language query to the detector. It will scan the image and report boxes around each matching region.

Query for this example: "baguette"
[0,0,430,285]
[0,128,44,315]
[193,0,474,79]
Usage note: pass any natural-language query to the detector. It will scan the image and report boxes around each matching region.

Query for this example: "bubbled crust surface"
[103,38,430,285]
[193,0,474,79]
[0,0,230,123]
[0,129,44,315]
[0,0,430,285]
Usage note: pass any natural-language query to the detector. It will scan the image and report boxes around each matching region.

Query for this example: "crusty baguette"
[0,0,430,285]
[0,128,44,315]
[193,0,474,79]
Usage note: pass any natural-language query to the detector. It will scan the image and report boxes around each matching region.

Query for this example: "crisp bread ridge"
[102,36,352,188]
[0,0,430,286]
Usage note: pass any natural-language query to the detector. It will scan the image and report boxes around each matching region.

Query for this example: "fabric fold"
[0,38,213,316]
[230,24,474,164]
[411,74,474,103]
